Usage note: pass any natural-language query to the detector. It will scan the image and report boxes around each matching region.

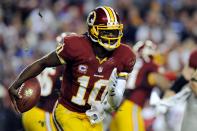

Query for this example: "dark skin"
[91,40,112,58]
[9,52,62,98]
[8,36,112,99]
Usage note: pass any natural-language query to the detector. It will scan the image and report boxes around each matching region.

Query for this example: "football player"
[156,49,197,131]
[8,6,136,131]
[109,40,171,131]
[22,32,70,131]
[22,67,62,131]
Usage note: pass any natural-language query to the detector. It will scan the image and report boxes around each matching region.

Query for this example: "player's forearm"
[149,73,171,91]
[10,60,47,88]
[101,94,114,113]
[10,52,62,89]
[155,74,171,91]
[170,66,195,93]
[162,75,190,98]
[107,78,126,109]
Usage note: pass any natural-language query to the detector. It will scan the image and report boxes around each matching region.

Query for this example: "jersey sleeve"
[135,62,158,88]
[119,48,136,79]
[56,37,73,64]
[124,53,136,73]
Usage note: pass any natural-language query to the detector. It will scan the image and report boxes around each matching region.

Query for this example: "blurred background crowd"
[0,0,196,131]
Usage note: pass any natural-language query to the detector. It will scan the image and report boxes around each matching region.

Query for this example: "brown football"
[14,78,41,113]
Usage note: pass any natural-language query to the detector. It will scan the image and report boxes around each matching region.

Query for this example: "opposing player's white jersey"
[181,93,197,131]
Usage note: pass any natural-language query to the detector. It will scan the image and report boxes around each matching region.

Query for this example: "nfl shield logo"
[98,66,103,73]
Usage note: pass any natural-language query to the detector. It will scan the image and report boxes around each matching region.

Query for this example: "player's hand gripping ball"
[11,78,41,113]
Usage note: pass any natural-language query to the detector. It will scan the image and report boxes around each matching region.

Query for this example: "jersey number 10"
[71,75,108,106]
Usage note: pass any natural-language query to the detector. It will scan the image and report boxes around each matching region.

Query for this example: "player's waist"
[58,97,91,113]
[37,96,58,113]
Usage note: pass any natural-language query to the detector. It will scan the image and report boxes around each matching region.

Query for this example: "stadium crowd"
[0,0,196,131]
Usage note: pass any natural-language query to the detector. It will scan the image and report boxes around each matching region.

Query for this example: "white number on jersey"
[71,75,108,106]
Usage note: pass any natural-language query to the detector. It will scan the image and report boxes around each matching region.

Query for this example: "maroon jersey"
[36,67,63,112]
[129,58,158,108]
[189,49,197,69]
[56,34,135,113]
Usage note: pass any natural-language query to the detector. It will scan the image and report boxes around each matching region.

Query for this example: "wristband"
[171,75,188,93]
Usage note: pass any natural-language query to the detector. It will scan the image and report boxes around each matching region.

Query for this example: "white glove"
[107,68,119,109]
[108,68,118,97]
[85,101,105,125]
[107,68,127,109]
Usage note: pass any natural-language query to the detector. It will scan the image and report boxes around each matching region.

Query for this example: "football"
[12,78,41,113]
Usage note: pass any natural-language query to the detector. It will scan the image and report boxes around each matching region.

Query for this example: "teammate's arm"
[168,49,197,94]
[9,51,62,98]
[166,66,194,95]
[148,72,171,91]
[163,66,195,98]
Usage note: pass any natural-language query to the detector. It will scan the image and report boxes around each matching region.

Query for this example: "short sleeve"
[56,43,65,64]
[56,38,73,64]
[122,47,136,73]
[119,48,136,79]
[124,55,136,72]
